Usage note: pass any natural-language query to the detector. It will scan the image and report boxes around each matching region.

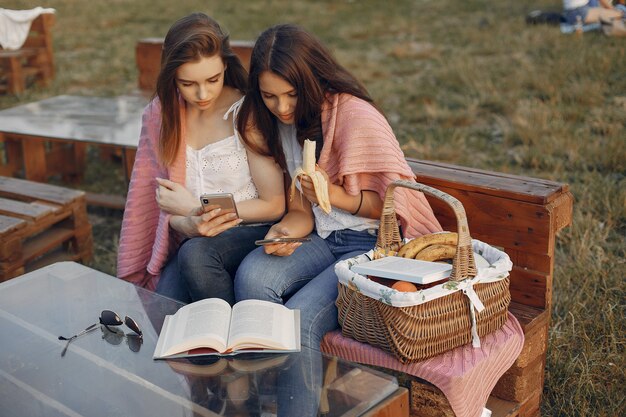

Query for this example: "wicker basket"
[336,180,511,363]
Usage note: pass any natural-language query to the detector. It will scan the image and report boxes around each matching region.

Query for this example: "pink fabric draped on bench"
[321,312,524,417]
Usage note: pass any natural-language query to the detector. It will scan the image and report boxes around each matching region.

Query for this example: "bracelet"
[351,190,364,215]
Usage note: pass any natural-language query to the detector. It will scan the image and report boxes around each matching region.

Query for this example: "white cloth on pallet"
[0,7,55,50]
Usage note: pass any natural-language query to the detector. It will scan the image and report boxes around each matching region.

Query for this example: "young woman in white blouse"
[116,13,284,304]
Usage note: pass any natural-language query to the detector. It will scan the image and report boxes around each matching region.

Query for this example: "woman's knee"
[234,255,278,302]
[177,238,221,270]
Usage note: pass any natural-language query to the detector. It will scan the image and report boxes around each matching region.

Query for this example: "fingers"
[196,209,242,237]
[264,242,301,256]
[155,177,177,190]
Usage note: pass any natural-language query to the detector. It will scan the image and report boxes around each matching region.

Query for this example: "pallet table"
[0,94,147,209]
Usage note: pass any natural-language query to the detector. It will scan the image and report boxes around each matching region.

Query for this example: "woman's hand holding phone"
[183,205,242,237]
[259,225,309,257]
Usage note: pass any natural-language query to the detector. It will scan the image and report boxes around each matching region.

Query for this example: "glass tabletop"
[0,95,147,147]
[0,262,398,417]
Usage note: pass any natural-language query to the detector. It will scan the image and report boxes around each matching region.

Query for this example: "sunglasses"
[59,310,142,356]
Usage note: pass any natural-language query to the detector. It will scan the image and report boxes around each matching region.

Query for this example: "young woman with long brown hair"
[117,13,284,304]
[234,24,442,351]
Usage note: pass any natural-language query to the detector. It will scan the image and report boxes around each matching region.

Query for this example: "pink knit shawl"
[116,99,187,290]
[319,94,442,238]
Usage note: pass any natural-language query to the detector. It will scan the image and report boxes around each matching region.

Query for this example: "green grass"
[2,1,625,415]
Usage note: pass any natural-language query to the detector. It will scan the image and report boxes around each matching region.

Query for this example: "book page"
[161,298,232,356]
[227,299,297,351]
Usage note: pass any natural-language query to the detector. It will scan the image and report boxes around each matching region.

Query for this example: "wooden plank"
[0,175,84,205]
[508,302,546,334]
[362,387,409,417]
[409,159,569,205]
[423,185,552,256]
[20,140,47,181]
[21,226,75,264]
[85,192,126,210]
[509,266,549,309]
[0,197,55,220]
[0,214,26,236]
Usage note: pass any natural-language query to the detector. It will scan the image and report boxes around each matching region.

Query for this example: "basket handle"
[375,180,476,281]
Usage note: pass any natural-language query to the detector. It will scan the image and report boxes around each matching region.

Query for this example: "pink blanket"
[321,312,524,417]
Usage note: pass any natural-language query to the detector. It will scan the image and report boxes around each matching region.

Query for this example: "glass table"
[0,262,405,417]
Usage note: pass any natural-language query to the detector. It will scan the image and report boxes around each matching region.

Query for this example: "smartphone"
[255,237,312,245]
[200,193,239,217]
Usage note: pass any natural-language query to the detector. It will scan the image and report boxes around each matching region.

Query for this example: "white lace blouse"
[185,97,258,202]
[278,122,379,239]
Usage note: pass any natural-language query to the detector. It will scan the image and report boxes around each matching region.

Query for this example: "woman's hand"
[156,178,198,216]
[261,224,305,257]
[171,206,242,237]
[299,165,330,206]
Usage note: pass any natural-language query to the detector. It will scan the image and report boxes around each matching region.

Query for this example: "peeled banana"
[290,139,332,214]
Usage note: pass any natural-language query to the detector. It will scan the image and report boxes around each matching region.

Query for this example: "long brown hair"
[156,13,247,166]
[237,24,373,171]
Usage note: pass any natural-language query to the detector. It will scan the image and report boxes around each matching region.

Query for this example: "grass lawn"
[2,0,624,415]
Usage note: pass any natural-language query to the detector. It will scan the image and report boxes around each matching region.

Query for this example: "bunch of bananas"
[290,139,332,214]
[397,231,458,262]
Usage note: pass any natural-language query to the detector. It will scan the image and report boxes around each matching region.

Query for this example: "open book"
[153,298,300,359]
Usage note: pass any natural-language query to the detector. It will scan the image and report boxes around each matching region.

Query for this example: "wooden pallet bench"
[322,158,573,417]
[0,176,92,281]
[0,12,55,95]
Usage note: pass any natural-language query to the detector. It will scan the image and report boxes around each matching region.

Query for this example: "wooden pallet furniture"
[136,37,255,93]
[0,12,55,94]
[0,94,147,209]
[322,158,573,417]
[0,176,92,281]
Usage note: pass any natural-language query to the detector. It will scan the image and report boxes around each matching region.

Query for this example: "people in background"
[234,23,442,353]
[562,0,624,25]
[117,13,284,304]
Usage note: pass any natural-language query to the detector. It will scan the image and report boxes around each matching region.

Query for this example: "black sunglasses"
[59,310,142,356]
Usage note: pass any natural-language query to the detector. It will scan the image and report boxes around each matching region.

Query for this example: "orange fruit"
[391,280,418,292]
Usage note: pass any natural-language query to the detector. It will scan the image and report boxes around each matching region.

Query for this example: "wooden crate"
[0,12,55,94]
[0,176,92,281]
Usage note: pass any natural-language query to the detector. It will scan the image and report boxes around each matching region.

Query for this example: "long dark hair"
[156,13,247,166]
[237,23,373,171]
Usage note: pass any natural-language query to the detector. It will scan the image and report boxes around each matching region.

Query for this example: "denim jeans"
[156,224,270,305]
[234,229,378,349]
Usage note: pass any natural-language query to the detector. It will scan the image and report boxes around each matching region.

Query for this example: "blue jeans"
[234,229,378,350]
[156,225,270,305]
[563,2,591,25]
